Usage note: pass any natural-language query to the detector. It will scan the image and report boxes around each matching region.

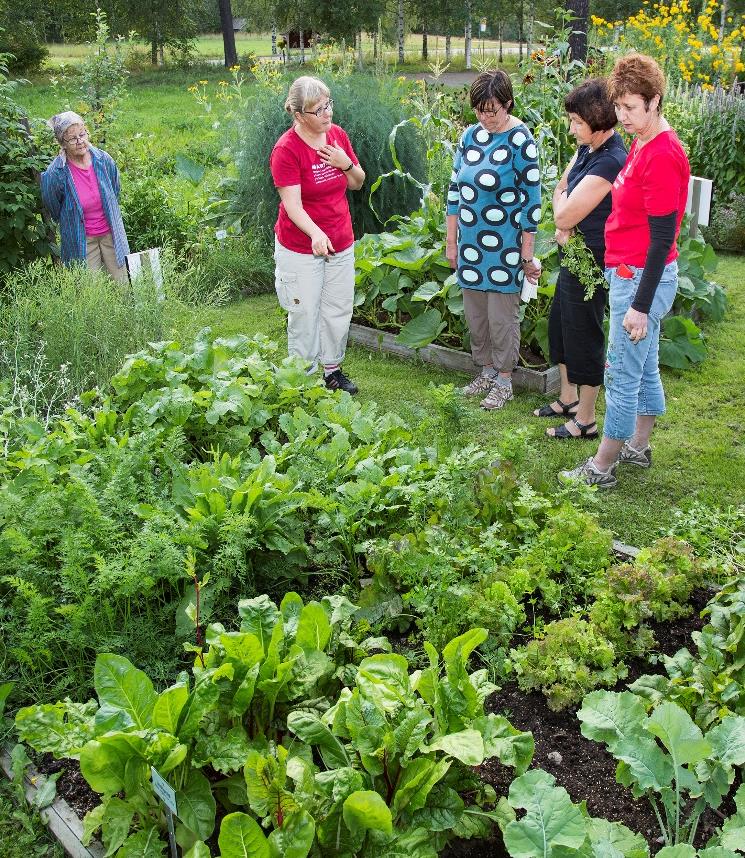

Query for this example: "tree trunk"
[357,31,363,68]
[465,0,472,70]
[422,22,428,59]
[271,21,277,56]
[718,0,727,45]
[518,0,524,60]
[218,0,238,67]
[566,0,589,62]
[151,36,158,66]
[498,20,503,62]
[285,30,291,63]
[445,33,451,62]
[526,1,534,58]
[299,25,305,64]
[397,0,405,63]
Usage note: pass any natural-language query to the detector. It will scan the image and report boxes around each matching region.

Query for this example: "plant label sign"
[151,767,177,816]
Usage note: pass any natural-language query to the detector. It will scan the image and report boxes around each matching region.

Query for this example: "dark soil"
[444,588,731,858]
[34,590,732,857]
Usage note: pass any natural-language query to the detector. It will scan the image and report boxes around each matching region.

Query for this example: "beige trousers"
[274,238,355,371]
[86,232,128,282]
[462,288,521,373]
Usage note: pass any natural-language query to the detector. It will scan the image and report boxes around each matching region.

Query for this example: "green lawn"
[41,31,517,67]
[200,253,745,546]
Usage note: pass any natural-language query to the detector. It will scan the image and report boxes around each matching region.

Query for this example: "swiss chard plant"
[578,690,745,847]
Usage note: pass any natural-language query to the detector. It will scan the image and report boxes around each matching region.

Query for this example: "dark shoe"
[547,417,599,440]
[618,441,652,468]
[534,398,580,418]
[324,368,358,395]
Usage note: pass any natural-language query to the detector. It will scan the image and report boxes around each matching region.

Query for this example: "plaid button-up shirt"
[41,145,130,268]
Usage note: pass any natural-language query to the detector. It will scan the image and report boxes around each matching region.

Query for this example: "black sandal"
[547,417,599,440]
[533,398,580,418]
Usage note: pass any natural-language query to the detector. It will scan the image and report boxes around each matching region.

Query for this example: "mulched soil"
[34,588,734,857]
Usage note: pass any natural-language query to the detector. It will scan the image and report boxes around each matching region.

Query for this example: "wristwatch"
[521,257,533,264]
[343,162,355,171]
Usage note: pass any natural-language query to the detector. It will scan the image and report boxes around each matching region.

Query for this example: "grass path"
[202,253,745,545]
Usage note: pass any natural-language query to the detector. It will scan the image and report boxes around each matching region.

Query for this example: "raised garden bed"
[347,323,561,394]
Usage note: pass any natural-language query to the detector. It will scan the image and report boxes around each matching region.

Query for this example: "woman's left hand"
[555,228,572,247]
[622,307,648,342]
[318,143,353,171]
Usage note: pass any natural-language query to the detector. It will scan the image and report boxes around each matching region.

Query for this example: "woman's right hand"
[446,241,457,269]
[555,228,572,247]
[310,230,335,257]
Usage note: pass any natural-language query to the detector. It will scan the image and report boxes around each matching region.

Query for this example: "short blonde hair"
[284,76,330,115]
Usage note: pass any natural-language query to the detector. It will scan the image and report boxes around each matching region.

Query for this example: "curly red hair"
[607,54,666,110]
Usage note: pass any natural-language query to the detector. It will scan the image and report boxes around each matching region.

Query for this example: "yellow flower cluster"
[591,0,745,85]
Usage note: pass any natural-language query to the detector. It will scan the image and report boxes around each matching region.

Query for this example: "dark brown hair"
[607,53,665,111]
[470,70,514,114]
[564,77,618,131]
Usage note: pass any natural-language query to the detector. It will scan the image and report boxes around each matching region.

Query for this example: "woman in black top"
[533,78,627,439]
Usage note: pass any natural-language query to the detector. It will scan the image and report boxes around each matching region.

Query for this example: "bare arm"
[446,214,458,268]
[553,173,613,231]
[277,185,334,256]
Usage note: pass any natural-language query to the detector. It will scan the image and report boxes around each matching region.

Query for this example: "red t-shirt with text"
[270,124,359,254]
[604,129,690,267]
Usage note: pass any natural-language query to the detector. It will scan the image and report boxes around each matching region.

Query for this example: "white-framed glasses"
[303,99,333,117]
[63,130,89,144]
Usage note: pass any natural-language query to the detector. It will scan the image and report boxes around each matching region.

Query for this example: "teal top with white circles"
[447,122,542,293]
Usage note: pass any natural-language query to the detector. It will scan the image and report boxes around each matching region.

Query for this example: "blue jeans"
[603,261,678,441]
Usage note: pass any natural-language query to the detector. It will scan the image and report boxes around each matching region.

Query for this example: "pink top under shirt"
[68,161,110,236]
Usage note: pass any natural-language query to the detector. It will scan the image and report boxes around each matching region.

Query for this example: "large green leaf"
[343,790,393,835]
[411,784,464,832]
[295,601,332,653]
[94,653,157,731]
[15,700,97,757]
[659,316,706,369]
[183,843,211,858]
[101,797,134,857]
[577,691,647,750]
[176,769,216,840]
[391,756,451,817]
[268,810,315,858]
[586,818,649,858]
[175,153,206,185]
[614,735,674,793]
[395,309,447,350]
[287,710,350,769]
[177,677,220,740]
[238,595,280,654]
[472,714,534,774]
[425,729,485,766]
[645,702,711,767]
[654,847,696,858]
[357,654,413,713]
[79,735,145,795]
[706,716,745,766]
[117,827,166,857]
[720,783,745,850]
[411,281,443,302]
[503,770,587,858]
[220,632,265,668]
[219,813,269,858]
[280,592,305,641]
[151,683,189,734]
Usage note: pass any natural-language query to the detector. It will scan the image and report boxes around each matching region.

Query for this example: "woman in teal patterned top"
[446,70,542,410]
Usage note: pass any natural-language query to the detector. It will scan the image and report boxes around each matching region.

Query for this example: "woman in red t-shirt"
[270,76,365,394]
[561,54,690,489]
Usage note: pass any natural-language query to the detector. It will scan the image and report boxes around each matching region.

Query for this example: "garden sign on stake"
[151,767,178,858]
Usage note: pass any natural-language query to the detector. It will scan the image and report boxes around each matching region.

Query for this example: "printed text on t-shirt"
[312,162,341,184]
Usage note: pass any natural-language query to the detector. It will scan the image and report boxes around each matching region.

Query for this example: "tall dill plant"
[227,71,427,244]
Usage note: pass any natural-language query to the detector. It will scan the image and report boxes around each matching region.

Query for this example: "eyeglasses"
[476,105,506,117]
[303,99,333,117]
[63,130,89,144]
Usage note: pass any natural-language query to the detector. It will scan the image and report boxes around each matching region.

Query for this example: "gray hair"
[50,111,85,143]
[284,76,330,115]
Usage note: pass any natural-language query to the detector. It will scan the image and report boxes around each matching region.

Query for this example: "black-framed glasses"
[475,105,505,118]
[303,99,333,117]
[63,130,89,144]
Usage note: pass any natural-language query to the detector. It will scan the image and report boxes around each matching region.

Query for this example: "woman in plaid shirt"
[41,112,130,281]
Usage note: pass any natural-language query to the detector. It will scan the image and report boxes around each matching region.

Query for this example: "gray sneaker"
[618,442,652,468]
[480,383,513,410]
[559,457,618,489]
[462,373,496,396]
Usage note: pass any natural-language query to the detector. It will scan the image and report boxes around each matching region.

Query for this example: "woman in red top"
[270,76,365,394]
[561,54,690,489]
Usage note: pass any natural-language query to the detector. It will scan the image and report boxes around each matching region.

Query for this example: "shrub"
[0,19,48,74]
[191,232,274,300]
[703,191,745,252]
[228,73,428,245]
[120,173,200,253]
[0,255,221,416]
[0,56,53,276]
